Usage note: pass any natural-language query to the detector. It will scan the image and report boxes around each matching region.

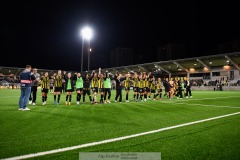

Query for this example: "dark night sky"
[1,0,239,71]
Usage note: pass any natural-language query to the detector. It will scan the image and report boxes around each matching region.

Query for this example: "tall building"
[110,48,133,67]
[157,44,186,61]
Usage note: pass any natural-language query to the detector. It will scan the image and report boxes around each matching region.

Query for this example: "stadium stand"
[1,52,240,90]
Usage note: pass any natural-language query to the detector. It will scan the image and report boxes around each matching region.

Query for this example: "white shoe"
[29,101,32,105]
[42,102,45,105]
[115,100,117,102]
[18,108,23,110]
[33,103,36,106]
[144,99,147,101]
[186,96,188,98]
[107,100,111,103]
[190,96,192,98]
[23,107,30,111]
[77,101,80,105]
[44,101,46,105]
[126,100,129,102]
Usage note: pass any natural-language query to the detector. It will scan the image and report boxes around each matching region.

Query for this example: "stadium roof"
[97,52,240,76]
[0,52,240,77]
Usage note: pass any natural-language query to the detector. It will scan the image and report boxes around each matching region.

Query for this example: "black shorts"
[50,86,53,89]
[139,88,143,93]
[151,89,156,93]
[133,87,139,92]
[158,89,162,93]
[143,87,147,92]
[41,88,49,93]
[83,88,91,96]
[125,87,130,91]
[92,87,98,93]
[54,87,62,92]
[76,88,83,92]
[99,88,105,93]
[65,89,73,92]
[104,88,111,93]
[146,87,150,92]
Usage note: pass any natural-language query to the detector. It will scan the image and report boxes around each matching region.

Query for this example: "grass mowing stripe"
[167,96,239,102]
[3,111,240,160]
[161,101,240,109]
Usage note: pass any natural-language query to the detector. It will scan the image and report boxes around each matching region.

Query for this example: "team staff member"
[185,78,192,98]
[104,70,112,104]
[123,72,131,102]
[19,65,35,111]
[41,72,50,105]
[163,79,170,98]
[53,70,63,105]
[74,72,83,105]
[176,80,183,99]
[82,73,93,104]
[64,72,74,105]
[29,68,40,106]
[114,73,122,102]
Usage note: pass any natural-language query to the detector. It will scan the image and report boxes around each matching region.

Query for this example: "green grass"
[0,89,240,160]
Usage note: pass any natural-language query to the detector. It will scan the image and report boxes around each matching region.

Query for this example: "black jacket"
[114,75,122,90]
[63,74,75,91]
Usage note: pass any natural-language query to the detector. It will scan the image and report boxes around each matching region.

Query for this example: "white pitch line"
[161,101,240,109]
[2,111,240,160]
[166,96,240,102]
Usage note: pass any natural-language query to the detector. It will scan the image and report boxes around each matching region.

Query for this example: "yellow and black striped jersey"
[132,77,139,87]
[139,79,144,89]
[91,77,99,88]
[41,76,50,89]
[156,81,162,89]
[124,77,131,87]
[150,81,156,90]
[54,75,63,87]
[143,78,149,88]
[98,78,104,88]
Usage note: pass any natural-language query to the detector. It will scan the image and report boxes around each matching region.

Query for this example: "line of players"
[36,68,192,106]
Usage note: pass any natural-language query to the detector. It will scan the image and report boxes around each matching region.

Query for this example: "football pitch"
[0,89,240,160]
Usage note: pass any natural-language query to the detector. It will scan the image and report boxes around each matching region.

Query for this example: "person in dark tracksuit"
[114,73,122,103]
[29,68,40,105]
[185,79,192,98]
[82,74,93,104]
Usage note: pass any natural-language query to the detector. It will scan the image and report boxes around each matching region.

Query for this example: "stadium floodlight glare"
[81,27,93,40]
[80,26,93,72]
